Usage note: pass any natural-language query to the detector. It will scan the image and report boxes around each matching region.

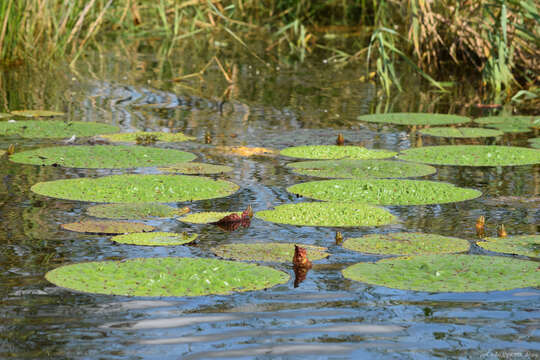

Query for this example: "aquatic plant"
[477,235,540,257]
[357,113,470,126]
[110,232,198,246]
[60,220,154,234]
[179,211,243,224]
[10,110,65,117]
[99,131,195,143]
[211,243,328,263]
[0,120,118,138]
[419,127,503,138]
[86,203,188,220]
[280,145,396,160]
[159,162,233,175]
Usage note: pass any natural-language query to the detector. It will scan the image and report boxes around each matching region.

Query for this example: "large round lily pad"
[87,203,187,219]
[10,145,196,168]
[159,162,233,175]
[529,137,540,149]
[475,115,539,128]
[0,120,119,138]
[342,254,540,292]
[211,243,329,263]
[287,179,481,205]
[343,232,470,255]
[61,220,154,234]
[255,202,396,227]
[419,127,503,138]
[357,113,470,126]
[477,235,540,257]
[31,174,239,203]
[280,145,396,160]
[99,131,195,143]
[483,123,532,133]
[45,257,289,296]
[110,232,198,246]
[11,110,65,117]
[287,159,436,179]
[179,211,242,224]
[398,145,540,166]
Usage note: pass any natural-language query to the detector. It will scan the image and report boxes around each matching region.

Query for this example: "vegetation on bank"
[0,0,538,102]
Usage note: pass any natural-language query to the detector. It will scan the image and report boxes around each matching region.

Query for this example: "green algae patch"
[475,115,539,128]
[530,138,540,149]
[179,211,242,224]
[0,120,118,138]
[110,232,198,246]
[342,254,540,292]
[280,145,396,160]
[10,145,196,169]
[99,131,195,143]
[287,159,436,179]
[287,179,481,205]
[477,235,540,257]
[61,220,154,234]
[87,203,186,219]
[45,257,289,297]
[159,162,233,175]
[11,110,65,117]
[31,174,239,203]
[255,202,396,227]
[211,243,329,263]
[398,145,540,167]
[419,127,503,138]
[343,232,470,256]
[357,113,470,126]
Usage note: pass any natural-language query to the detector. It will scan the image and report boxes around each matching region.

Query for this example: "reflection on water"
[0,41,539,359]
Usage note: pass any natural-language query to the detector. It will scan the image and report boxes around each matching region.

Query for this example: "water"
[1,42,539,359]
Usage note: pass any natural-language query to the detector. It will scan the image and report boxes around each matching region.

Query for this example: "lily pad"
[255,202,396,227]
[179,211,242,224]
[159,162,233,175]
[398,145,540,166]
[528,138,540,149]
[287,159,436,179]
[10,145,196,169]
[342,254,540,292]
[287,179,481,205]
[475,115,539,128]
[0,113,11,118]
[214,146,278,157]
[99,131,195,143]
[61,220,154,234]
[31,174,239,203]
[419,127,503,138]
[280,145,396,160]
[484,123,532,133]
[45,257,289,296]
[357,113,470,126]
[343,232,470,255]
[0,120,119,138]
[10,110,65,117]
[211,243,329,263]
[110,232,198,246]
[477,235,540,257]
[86,203,188,219]
[0,150,5,156]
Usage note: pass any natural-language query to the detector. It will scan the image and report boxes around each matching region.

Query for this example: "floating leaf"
[0,113,11,118]
[110,232,198,246]
[483,123,532,133]
[45,257,289,296]
[280,145,396,160]
[357,113,470,126]
[214,146,278,157]
[10,110,65,117]
[31,174,239,203]
[210,206,253,231]
[211,243,328,263]
[529,137,540,149]
[343,232,470,255]
[342,255,540,292]
[61,220,154,234]
[159,162,233,175]
[0,120,118,138]
[10,145,196,168]
[99,131,195,143]
[179,211,242,224]
[475,115,539,128]
[287,159,436,179]
[0,150,5,157]
[398,145,540,166]
[477,235,540,257]
[288,179,481,205]
[419,127,503,138]
[86,203,188,219]
[255,202,396,227]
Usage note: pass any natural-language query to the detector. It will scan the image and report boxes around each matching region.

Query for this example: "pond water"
[1,42,539,359]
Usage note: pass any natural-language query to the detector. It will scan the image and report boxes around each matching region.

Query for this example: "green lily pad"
[398,145,540,166]
[529,138,540,149]
[10,145,196,168]
[342,254,540,292]
[10,110,65,117]
[0,120,119,138]
[287,179,481,205]
[287,159,436,179]
[211,243,329,263]
[419,127,503,138]
[86,203,186,219]
[475,115,539,128]
[159,162,233,175]
[0,150,5,157]
[343,232,470,255]
[357,113,470,126]
[45,257,289,296]
[255,202,396,227]
[0,113,11,118]
[31,174,239,203]
[484,123,532,133]
[99,131,195,143]
[179,211,242,224]
[477,235,540,257]
[61,220,154,234]
[280,145,396,160]
[110,232,198,246]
